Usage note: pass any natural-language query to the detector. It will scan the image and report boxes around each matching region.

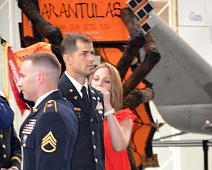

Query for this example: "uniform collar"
[33,89,58,109]
[65,71,89,97]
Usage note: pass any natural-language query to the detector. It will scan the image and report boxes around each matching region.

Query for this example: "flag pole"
[1,36,10,100]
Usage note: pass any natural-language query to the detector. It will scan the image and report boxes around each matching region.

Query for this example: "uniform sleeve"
[10,125,22,169]
[35,112,77,170]
[0,96,14,128]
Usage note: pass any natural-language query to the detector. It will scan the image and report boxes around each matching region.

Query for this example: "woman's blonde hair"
[90,63,123,111]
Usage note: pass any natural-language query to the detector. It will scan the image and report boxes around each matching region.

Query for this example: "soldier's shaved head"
[24,52,61,80]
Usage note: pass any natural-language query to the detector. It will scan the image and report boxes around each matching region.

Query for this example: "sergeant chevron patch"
[41,131,57,153]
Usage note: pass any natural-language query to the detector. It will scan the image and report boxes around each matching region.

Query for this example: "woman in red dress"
[90,63,135,170]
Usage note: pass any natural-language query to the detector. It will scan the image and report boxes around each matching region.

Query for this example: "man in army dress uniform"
[18,52,78,170]
[59,33,105,170]
[0,95,21,170]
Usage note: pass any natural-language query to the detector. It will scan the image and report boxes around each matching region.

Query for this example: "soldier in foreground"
[18,52,78,170]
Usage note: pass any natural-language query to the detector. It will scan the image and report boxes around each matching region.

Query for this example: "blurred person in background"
[0,94,21,170]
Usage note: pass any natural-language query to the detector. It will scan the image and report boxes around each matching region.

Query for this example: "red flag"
[7,46,29,114]
[2,42,52,115]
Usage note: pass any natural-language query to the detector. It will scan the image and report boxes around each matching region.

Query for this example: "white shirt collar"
[33,89,58,109]
[65,71,89,97]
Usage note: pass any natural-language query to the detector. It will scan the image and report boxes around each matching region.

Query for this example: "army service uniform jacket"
[59,73,105,170]
[0,126,22,169]
[0,96,21,169]
[20,90,78,170]
[0,95,14,128]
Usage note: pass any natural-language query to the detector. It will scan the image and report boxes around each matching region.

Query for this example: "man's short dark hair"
[61,33,92,56]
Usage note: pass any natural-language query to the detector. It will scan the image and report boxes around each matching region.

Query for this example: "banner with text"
[23,0,129,42]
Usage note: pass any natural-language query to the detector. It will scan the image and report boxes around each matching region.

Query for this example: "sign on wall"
[178,0,206,26]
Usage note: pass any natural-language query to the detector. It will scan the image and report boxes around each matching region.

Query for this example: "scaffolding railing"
[153,139,212,170]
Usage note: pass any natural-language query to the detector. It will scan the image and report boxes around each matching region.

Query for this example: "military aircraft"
[127,0,212,135]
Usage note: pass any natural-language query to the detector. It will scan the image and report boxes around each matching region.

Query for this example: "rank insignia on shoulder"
[43,100,57,113]
[41,131,57,153]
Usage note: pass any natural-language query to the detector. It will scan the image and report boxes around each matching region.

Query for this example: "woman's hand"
[93,86,112,111]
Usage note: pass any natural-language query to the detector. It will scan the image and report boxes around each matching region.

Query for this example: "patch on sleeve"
[41,131,57,153]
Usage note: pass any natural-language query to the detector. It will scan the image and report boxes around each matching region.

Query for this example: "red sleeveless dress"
[104,108,136,170]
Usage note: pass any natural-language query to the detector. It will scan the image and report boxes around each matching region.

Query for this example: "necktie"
[81,86,90,109]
